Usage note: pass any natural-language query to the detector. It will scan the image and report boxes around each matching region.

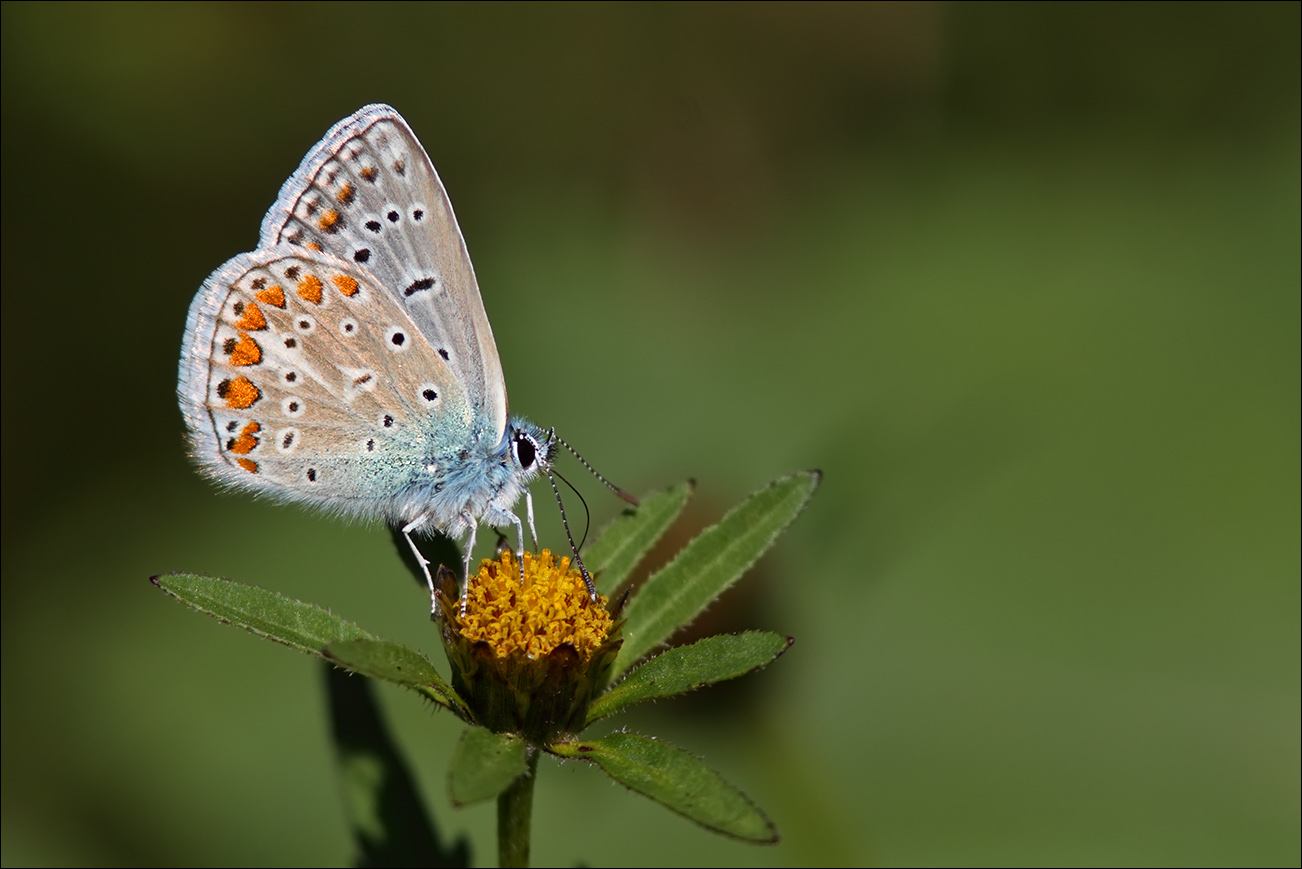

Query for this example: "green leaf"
[550,733,776,843]
[587,632,792,725]
[613,471,820,676]
[587,481,695,597]
[448,727,527,806]
[324,663,470,867]
[152,572,373,654]
[323,639,466,716]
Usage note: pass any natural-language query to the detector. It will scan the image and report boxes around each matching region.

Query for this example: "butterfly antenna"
[551,432,639,506]
[552,467,593,550]
[544,467,597,599]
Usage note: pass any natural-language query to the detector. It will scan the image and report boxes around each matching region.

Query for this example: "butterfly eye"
[514,434,536,469]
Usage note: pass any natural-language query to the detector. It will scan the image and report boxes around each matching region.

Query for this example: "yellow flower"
[437,550,622,744]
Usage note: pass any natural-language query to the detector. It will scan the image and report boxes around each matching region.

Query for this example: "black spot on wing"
[404,277,437,297]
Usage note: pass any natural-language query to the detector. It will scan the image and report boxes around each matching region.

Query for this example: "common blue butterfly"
[178,104,623,608]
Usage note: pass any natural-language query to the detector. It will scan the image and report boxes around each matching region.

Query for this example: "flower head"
[437,549,622,744]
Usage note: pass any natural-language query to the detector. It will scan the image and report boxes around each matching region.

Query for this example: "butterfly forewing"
[179,246,471,519]
[257,105,508,449]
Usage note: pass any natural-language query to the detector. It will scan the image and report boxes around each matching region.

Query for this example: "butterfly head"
[509,419,558,480]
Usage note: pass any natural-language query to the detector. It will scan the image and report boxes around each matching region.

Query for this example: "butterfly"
[177,104,627,609]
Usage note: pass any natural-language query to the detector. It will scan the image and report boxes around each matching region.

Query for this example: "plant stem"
[497,747,539,868]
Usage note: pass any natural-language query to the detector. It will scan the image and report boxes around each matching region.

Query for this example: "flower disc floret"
[455,550,612,660]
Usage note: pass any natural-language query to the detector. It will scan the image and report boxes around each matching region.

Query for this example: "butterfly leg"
[508,510,528,585]
[459,519,478,616]
[524,489,540,550]
[401,516,439,617]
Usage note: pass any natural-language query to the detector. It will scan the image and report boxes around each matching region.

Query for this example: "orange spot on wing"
[336,183,355,204]
[307,242,322,251]
[237,458,258,474]
[218,376,260,409]
[228,332,262,366]
[297,274,323,304]
[228,421,262,455]
[317,209,341,232]
[233,301,267,331]
[332,274,360,297]
[360,166,377,182]
[255,285,286,308]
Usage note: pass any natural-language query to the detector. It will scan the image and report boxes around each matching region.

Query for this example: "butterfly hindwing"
[178,246,470,519]
[257,105,508,450]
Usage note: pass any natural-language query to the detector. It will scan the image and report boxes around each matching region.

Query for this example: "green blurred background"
[2,3,1297,866]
